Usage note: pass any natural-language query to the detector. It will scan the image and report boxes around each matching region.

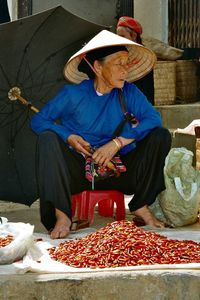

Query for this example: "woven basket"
[154,61,176,105]
[196,138,200,170]
[176,60,199,103]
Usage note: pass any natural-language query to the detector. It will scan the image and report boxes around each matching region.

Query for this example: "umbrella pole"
[14,93,39,113]
[8,87,39,113]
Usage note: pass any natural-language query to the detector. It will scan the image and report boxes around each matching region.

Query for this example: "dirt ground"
[1,198,200,237]
[0,198,135,234]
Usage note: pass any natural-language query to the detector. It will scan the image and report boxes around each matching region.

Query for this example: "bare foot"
[133,205,165,228]
[50,209,71,239]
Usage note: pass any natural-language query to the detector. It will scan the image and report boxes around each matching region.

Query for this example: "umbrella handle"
[8,87,39,113]
[15,93,39,113]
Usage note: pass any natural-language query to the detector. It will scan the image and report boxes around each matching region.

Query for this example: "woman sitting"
[31,30,171,239]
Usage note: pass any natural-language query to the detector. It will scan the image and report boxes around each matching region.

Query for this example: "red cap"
[117,16,142,35]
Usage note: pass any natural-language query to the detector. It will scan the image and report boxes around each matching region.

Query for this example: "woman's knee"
[38,130,60,146]
[37,131,64,157]
[150,127,172,147]
[38,130,58,141]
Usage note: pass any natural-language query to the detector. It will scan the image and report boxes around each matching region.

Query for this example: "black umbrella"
[0,0,10,24]
[0,6,107,205]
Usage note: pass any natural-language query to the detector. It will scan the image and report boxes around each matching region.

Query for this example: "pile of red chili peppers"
[48,220,200,268]
[0,235,13,248]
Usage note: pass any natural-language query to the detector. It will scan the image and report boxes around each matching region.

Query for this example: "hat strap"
[82,55,98,76]
[81,54,108,87]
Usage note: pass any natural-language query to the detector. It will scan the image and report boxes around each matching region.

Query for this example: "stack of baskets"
[154,61,176,105]
[153,59,199,105]
[176,60,199,103]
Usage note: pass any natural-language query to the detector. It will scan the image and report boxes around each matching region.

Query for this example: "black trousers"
[37,128,171,230]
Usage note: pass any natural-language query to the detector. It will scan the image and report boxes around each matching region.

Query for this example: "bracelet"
[112,138,121,150]
[115,137,124,148]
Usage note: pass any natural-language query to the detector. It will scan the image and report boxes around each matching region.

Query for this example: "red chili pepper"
[0,234,13,248]
[48,220,200,269]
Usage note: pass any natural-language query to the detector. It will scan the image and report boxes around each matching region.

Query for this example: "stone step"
[155,102,199,162]
[156,102,200,129]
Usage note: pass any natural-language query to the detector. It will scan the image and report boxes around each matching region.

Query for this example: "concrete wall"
[134,0,168,42]
[7,0,18,20]
[7,0,168,42]
[32,0,118,27]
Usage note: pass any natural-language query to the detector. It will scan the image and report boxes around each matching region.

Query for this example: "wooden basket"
[154,61,176,105]
[176,60,199,103]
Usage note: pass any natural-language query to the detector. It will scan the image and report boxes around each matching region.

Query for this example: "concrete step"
[156,102,200,129]
[1,269,200,300]
[156,102,199,159]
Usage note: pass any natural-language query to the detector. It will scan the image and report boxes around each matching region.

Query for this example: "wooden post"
[195,127,200,170]
[196,138,200,170]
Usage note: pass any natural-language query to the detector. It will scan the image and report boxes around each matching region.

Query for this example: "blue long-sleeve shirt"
[31,79,162,154]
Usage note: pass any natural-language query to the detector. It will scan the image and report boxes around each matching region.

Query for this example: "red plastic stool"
[72,190,125,225]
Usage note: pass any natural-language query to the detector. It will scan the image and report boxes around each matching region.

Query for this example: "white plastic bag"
[0,222,34,264]
[175,119,200,136]
[0,217,8,224]
[158,148,200,227]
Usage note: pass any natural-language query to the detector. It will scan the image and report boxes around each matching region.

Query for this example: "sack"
[142,36,184,60]
[157,147,200,227]
[175,119,200,136]
[0,222,34,264]
[85,155,126,183]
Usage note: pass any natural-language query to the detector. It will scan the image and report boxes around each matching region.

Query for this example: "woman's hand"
[67,134,92,156]
[92,140,120,167]
[92,137,134,167]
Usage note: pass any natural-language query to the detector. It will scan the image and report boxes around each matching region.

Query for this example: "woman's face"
[97,51,129,89]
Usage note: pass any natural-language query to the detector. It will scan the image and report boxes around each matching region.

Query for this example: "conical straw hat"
[64,30,156,84]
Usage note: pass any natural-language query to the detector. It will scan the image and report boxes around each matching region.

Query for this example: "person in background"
[31,30,171,239]
[117,16,155,105]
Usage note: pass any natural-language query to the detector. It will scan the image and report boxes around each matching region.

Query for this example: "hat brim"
[64,30,156,84]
